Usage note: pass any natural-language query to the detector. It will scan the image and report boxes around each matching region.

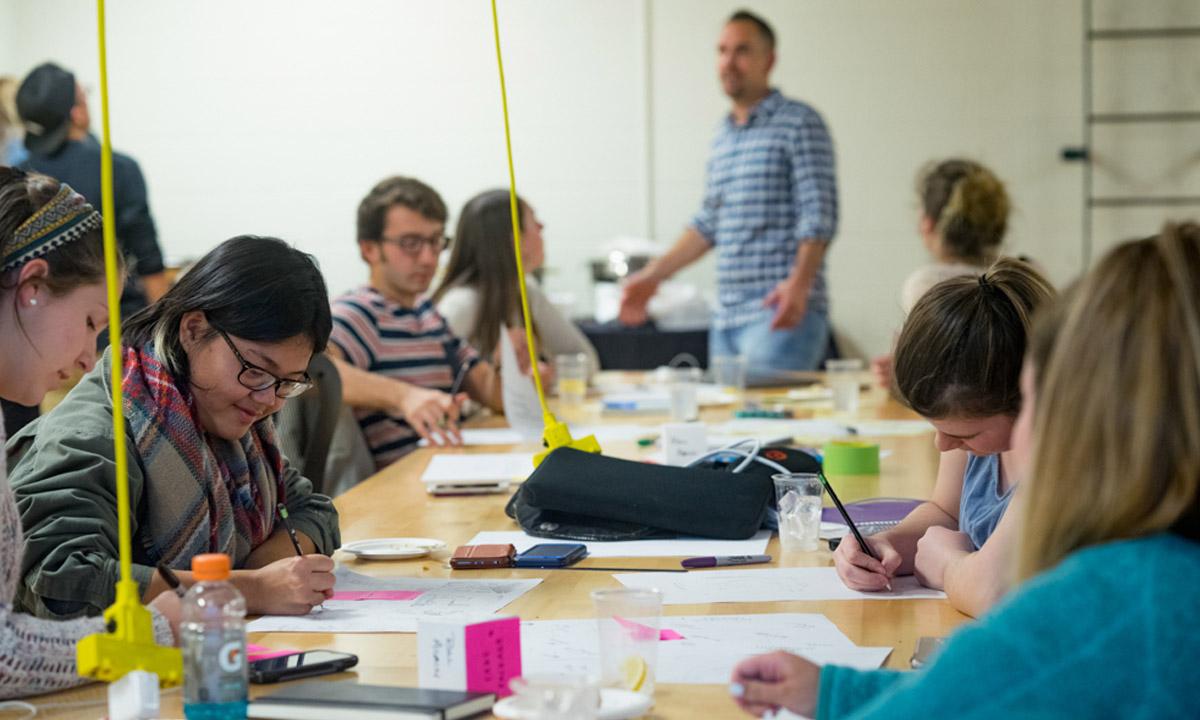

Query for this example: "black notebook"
[248,680,495,720]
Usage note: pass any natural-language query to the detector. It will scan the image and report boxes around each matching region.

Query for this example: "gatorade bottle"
[182,553,248,719]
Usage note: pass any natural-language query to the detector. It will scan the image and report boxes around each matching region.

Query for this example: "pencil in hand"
[818,471,893,592]
[276,503,327,612]
[276,503,305,557]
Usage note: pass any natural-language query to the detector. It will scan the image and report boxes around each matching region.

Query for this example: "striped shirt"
[330,286,479,468]
[691,89,838,329]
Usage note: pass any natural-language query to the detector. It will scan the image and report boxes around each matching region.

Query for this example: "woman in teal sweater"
[731,222,1200,718]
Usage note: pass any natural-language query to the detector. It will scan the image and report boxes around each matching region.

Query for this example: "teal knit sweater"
[818,534,1200,719]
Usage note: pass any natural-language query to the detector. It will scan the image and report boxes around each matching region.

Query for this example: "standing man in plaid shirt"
[620,10,838,372]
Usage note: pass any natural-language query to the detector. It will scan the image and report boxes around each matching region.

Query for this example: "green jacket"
[6,354,341,619]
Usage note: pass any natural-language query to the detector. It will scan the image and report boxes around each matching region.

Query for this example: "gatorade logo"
[764,450,787,462]
[219,642,244,673]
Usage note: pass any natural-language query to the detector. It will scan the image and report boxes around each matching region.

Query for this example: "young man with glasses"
[328,176,503,469]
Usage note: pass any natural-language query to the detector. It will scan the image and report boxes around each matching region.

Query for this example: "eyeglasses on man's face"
[216,329,313,399]
[379,232,450,256]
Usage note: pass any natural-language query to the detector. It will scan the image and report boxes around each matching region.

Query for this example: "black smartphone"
[248,650,359,684]
[513,543,588,568]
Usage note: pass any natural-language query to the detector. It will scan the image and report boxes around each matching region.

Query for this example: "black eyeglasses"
[379,232,450,256]
[216,329,313,399]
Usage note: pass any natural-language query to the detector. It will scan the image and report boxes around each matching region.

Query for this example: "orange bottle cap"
[191,553,232,581]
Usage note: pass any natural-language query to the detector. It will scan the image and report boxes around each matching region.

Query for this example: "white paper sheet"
[711,418,933,441]
[246,567,541,633]
[466,530,772,558]
[614,567,945,604]
[519,613,892,684]
[420,453,534,484]
[421,424,655,447]
[601,384,736,413]
[499,325,545,442]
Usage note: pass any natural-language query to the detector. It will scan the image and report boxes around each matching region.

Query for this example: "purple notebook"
[822,498,922,525]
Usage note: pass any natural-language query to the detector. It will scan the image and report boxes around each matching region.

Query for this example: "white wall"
[4,0,1194,357]
[1,0,648,309]
[651,0,1084,357]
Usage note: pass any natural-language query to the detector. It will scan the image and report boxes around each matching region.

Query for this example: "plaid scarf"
[122,343,284,569]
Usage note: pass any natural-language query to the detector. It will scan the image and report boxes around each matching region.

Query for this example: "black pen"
[449,362,470,396]
[156,561,187,598]
[276,503,304,557]
[818,471,892,591]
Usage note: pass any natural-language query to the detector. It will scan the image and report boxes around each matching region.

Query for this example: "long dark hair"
[124,235,331,378]
[432,189,528,359]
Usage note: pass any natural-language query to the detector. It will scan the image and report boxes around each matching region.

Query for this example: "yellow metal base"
[533,416,602,466]
[76,580,182,686]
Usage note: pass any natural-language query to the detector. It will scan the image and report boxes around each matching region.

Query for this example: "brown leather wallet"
[449,543,517,569]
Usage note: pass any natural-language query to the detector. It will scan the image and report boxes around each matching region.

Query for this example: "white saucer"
[340,537,446,560]
[493,689,653,720]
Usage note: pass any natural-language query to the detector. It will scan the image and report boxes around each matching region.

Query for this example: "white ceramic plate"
[339,537,446,560]
[493,689,653,720]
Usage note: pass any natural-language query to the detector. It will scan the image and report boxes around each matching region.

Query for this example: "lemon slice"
[620,655,647,692]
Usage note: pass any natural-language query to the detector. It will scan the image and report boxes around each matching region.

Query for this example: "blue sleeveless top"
[959,454,1014,550]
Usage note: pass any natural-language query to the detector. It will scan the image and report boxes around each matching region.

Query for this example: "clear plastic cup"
[556,353,589,405]
[664,366,701,421]
[773,473,824,552]
[508,675,600,719]
[711,355,748,395]
[591,588,662,697]
[825,358,864,414]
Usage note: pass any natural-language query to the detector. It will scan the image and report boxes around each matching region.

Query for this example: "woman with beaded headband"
[0,167,181,697]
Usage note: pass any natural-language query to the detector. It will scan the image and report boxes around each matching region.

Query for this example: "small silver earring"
[29,298,37,306]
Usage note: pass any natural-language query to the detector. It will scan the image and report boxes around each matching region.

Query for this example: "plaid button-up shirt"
[691,90,838,329]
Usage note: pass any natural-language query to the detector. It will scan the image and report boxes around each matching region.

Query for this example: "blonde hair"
[1019,222,1200,579]
[919,159,1010,264]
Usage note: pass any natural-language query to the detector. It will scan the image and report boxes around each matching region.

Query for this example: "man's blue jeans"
[709,307,829,372]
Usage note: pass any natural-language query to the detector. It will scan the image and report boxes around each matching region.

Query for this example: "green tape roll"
[822,440,881,476]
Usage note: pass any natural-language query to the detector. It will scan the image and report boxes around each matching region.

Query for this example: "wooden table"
[28,375,965,718]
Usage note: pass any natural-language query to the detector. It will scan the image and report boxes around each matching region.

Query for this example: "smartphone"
[909,636,945,669]
[449,543,517,569]
[513,543,588,568]
[249,650,359,684]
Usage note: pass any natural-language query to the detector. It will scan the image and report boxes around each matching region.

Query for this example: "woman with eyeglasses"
[8,235,341,620]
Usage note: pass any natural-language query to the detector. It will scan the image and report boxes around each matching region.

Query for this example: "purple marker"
[680,554,771,569]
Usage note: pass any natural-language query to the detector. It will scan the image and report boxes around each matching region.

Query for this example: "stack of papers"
[520,613,892,683]
[601,384,737,413]
[419,453,534,494]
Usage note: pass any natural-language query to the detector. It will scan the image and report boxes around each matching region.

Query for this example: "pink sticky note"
[331,590,424,601]
[246,644,298,662]
[464,616,522,698]
[614,615,685,641]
